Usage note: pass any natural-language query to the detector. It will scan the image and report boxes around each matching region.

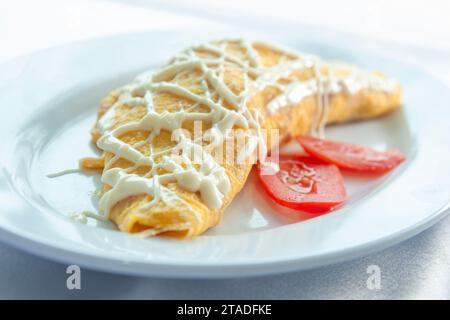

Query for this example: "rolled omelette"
[81,39,401,238]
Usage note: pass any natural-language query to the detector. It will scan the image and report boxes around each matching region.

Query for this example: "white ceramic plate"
[1,30,450,278]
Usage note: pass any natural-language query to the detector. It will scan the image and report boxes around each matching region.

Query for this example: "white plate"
[1,30,450,278]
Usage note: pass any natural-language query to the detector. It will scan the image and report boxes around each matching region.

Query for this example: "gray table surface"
[1,213,449,299]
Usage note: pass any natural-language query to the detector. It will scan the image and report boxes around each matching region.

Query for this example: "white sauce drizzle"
[265,58,398,137]
[46,168,82,178]
[69,210,109,224]
[92,39,397,223]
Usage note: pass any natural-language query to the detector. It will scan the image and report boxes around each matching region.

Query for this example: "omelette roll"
[83,39,401,238]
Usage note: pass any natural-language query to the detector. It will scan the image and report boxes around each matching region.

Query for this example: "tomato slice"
[258,156,347,213]
[296,135,405,174]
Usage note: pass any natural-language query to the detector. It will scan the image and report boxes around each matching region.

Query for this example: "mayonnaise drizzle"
[69,211,109,224]
[264,58,398,137]
[46,168,83,178]
[94,39,397,218]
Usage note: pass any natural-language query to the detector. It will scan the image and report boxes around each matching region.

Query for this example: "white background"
[2,0,450,61]
[1,0,450,299]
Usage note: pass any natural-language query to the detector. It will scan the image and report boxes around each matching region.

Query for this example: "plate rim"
[0,200,448,278]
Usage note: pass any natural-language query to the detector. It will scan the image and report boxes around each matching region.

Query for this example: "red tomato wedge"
[258,156,347,213]
[296,135,406,174]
